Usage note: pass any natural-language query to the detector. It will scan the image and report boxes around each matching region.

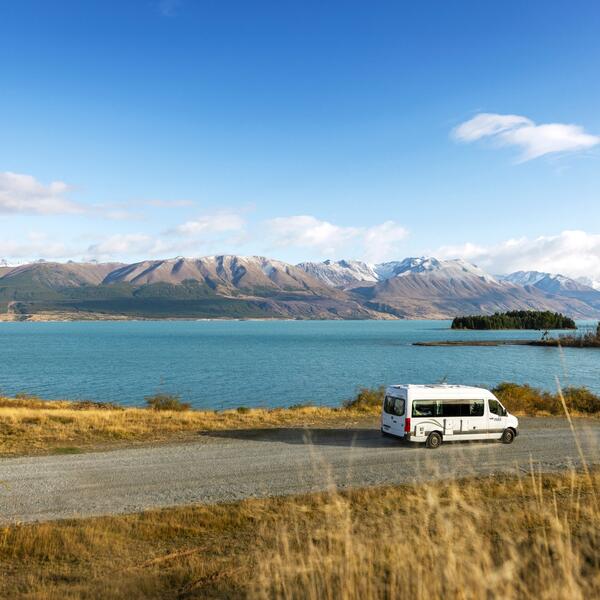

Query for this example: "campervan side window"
[384,395,405,416]
[488,399,504,416]
[469,399,484,417]
[412,399,485,418]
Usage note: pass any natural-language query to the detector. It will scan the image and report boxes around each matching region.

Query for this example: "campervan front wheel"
[425,431,442,449]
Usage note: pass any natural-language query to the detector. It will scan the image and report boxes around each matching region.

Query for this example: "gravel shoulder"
[1,417,599,523]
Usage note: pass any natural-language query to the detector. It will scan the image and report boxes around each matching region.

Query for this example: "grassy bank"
[1,383,599,457]
[1,468,599,598]
[0,393,376,457]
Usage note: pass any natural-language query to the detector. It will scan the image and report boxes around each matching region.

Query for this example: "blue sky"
[1,0,600,278]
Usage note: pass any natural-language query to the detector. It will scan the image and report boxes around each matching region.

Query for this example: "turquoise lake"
[0,320,598,409]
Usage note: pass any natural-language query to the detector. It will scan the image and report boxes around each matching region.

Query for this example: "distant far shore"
[0,312,304,323]
[0,312,437,323]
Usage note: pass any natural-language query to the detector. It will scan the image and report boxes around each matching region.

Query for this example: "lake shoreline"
[415,339,533,347]
[415,339,600,348]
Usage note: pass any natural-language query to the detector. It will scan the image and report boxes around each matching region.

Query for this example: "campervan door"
[381,389,406,437]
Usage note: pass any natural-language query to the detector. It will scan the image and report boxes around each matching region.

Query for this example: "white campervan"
[380,384,519,448]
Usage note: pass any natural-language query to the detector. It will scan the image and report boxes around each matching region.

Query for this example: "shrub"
[145,393,191,412]
[14,392,43,402]
[236,406,251,414]
[0,394,50,409]
[493,382,600,415]
[71,400,124,411]
[343,386,385,412]
[493,382,559,415]
[563,387,600,414]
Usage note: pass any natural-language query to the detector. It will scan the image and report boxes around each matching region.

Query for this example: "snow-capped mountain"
[297,256,498,288]
[103,255,334,292]
[374,257,497,284]
[297,257,600,318]
[501,271,595,294]
[296,259,378,287]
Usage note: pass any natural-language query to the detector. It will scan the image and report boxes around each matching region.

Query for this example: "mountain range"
[1,256,599,320]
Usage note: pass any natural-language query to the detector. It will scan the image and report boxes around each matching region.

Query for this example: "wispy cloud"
[436,230,600,279]
[362,221,410,263]
[265,215,408,262]
[83,211,247,260]
[175,212,245,236]
[0,232,75,260]
[0,171,191,221]
[145,199,195,208]
[0,172,83,215]
[266,216,359,256]
[452,113,600,162]
[86,233,171,259]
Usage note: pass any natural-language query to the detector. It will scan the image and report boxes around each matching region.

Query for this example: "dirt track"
[1,417,599,523]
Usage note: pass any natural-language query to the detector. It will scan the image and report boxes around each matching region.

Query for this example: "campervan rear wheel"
[501,429,515,444]
[425,432,442,449]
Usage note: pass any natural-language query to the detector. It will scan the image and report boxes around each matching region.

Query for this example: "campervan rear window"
[384,395,405,416]
[412,399,484,418]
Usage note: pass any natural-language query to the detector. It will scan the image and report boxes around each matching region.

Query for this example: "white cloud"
[176,213,245,236]
[437,230,600,279]
[0,232,74,260]
[0,172,82,215]
[0,171,161,220]
[266,215,408,262]
[362,221,410,263]
[452,113,600,161]
[266,216,358,256]
[145,199,194,208]
[83,213,247,260]
[86,234,171,259]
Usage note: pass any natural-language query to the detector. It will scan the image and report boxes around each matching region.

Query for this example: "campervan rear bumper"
[381,427,410,441]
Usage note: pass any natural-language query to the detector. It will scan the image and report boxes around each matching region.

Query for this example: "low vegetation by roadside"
[1,468,598,599]
[1,383,599,457]
[343,383,600,416]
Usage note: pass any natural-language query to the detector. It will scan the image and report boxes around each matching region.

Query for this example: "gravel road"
[1,417,599,523]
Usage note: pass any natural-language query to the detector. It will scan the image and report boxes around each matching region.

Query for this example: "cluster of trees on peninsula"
[451,310,577,331]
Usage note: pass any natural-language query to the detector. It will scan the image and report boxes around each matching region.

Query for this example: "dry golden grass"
[1,468,599,599]
[2,381,600,457]
[0,395,377,457]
